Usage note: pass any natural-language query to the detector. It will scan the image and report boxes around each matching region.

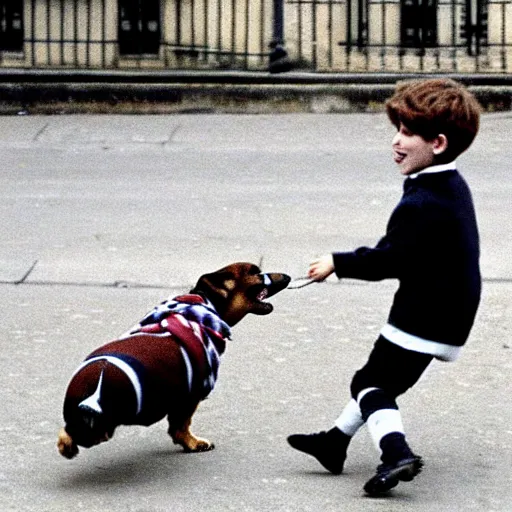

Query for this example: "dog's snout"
[263,272,291,291]
[274,273,291,285]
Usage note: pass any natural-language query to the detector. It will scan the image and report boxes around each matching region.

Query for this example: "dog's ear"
[194,271,236,300]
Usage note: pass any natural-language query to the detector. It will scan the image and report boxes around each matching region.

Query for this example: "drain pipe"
[269,0,292,73]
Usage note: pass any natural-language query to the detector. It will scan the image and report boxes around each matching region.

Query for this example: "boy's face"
[391,123,440,176]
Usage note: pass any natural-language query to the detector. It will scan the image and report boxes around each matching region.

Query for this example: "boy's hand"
[308,255,335,281]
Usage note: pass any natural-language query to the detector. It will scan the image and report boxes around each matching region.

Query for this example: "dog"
[57,262,290,459]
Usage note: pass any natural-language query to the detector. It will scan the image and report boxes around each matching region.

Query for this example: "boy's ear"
[432,134,448,155]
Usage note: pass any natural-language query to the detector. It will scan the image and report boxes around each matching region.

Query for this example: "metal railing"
[0,0,510,73]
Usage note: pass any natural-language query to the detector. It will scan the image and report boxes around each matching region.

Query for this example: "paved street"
[1,112,511,512]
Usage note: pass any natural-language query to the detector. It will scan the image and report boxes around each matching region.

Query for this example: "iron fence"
[0,0,510,73]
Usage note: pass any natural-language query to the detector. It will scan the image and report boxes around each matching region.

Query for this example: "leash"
[287,276,317,289]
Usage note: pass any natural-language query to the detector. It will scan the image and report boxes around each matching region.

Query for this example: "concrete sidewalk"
[1,112,511,511]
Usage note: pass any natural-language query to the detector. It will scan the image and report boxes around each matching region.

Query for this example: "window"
[400,0,438,49]
[0,1,23,52]
[119,0,161,55]
[460,0,488,55]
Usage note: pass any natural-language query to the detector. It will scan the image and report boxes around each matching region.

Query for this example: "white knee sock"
[334,399,364,437]
[365,409,405,451]
[357,388,405,452]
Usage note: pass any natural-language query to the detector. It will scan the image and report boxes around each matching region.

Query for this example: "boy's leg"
[351,337,433,495]
[287,399,364,474]
[357,387,423,495]
[334,398,365,436]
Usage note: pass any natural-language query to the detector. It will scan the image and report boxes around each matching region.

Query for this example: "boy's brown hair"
[386,78,481,162]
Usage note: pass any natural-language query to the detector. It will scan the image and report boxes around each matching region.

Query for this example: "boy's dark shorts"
[350,335,434,400]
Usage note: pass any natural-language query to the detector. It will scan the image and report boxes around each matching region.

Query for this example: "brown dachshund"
[57,262,290,459]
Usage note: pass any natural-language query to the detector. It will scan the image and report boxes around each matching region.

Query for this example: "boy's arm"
[332,244,397,281]
[333,202,425,281]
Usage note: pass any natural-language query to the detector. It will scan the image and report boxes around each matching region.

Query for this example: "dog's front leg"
[168,408,214,453]
[57,427,79,459]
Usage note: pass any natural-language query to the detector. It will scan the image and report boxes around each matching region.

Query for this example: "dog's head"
[191,262,290,326]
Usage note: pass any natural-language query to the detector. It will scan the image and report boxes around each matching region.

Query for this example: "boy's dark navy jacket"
[333,169,481,356]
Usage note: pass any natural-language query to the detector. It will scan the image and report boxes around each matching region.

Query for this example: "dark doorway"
[400,0,438,49]
[119,0,161,55]
[0,1,23,52]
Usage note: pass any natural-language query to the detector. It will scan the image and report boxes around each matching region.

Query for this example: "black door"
[400,0,438,49]
[0,1,23,52]
[119,0,161,55]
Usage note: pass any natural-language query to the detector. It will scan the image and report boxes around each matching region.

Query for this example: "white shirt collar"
[408,161,457,180]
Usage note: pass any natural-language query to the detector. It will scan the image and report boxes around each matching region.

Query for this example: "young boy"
[287,78,482,496]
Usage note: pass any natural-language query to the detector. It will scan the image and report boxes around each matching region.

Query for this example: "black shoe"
[287,429,349,475]
[363,455,423,496]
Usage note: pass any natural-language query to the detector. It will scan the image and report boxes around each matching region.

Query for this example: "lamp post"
[269,0,292,73]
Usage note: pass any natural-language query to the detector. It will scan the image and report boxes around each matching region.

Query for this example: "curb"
[1,70,511,114]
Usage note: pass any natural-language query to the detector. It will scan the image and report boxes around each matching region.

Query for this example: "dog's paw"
[175,435,215,453]
[57,428,79,459]
[189,439,215,453]
[169,424,216,453]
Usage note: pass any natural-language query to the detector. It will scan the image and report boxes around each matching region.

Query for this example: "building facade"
[0,0,510,73]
